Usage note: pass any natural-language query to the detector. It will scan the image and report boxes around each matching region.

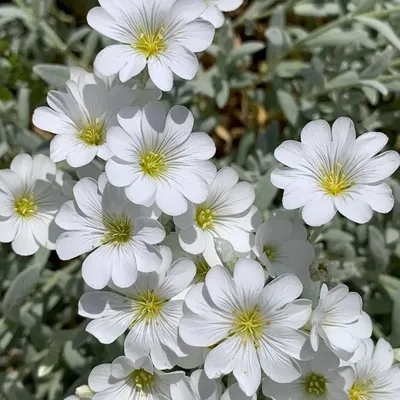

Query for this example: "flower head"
[33,72,133,168]
[0,154,71,256]
[174,167,261,266]
[253,215,314,277]
[87,0,215,91]
[105,102,216,216]
[79,246,195,369]
[263,344,349,400]
[88,354,185,399]
[310,284,372,361]
[55,175,165,289]
[271,117,400,226]
[344,338,400,400]
[180,259,313,396]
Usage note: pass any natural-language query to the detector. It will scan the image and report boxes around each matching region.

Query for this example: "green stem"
[309,226,323,244]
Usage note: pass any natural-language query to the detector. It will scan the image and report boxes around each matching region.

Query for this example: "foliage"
[0,0,400,398]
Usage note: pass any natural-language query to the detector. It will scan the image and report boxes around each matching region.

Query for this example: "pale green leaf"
[356,16,400,51]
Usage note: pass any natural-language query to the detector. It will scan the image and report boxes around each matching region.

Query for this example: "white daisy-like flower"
[105,102,216,216]
[180,259,313,396]
[200,0,244,28]
[271,117,400,226]
[343,338,400,400]
[88,354,186,399]
[32,71,133,168]
[163,232,211,285]
[55,176,165,289]
[87,0,215,91]
[263,343,350,400]
[79,246,195,369]
[0,154,71,256]
[70,67,162,107]
[174,167,261,266]
[252,216,315,277]
[310,284,372,361]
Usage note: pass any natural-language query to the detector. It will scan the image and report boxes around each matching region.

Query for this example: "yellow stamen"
[349,379,374,400]
[129,369,154,392]
[140,151,166,178]
[133,29,167,58]
[78,118,105,146]
[131,290,165,326]
[196,206,215,230]
[319,162,352,196]
[229,307,267,346]
[103,215,132,245]
[303,373,327,397]
[263,245,276,262]
[14,194,37,219]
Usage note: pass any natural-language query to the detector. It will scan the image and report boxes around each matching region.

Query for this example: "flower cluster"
[1,0,399,399]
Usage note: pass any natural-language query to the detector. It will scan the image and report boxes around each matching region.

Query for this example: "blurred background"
[0,0,400,398]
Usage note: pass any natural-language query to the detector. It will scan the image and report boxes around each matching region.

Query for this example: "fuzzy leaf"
[356,16,400,51]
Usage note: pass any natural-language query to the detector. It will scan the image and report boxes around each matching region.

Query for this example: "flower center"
[196,206,215,230]
[132,291,165,326]
[14,194,37,219]
[103,215,132,245]
[130,369,154,392]
[140,151,166,178]
[319,162,351,196]
[133,29,167,58]
[303,373,327,397]
[195,257,211,282]
[230,307,267,345]
[349,379,374,400]
[79,119,105,146]
[263,245,276,262]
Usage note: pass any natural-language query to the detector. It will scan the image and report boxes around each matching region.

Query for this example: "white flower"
[263,344,349,400]
[343,338,400,400]
[271,117,400,226]
[0,154,71,256]
[253,216,315,277]
[163,232,211,285]
[200,0,244,28]
[87,0,215,91]
[55,176,165,289]
[88,354,186,399]
[310,284,372,361]
[174,167,260,266]
[180,259,313,396]
[32,71,133,168]
[105,102,216,216]
[79,246,195,370]
[70,67,162,107]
